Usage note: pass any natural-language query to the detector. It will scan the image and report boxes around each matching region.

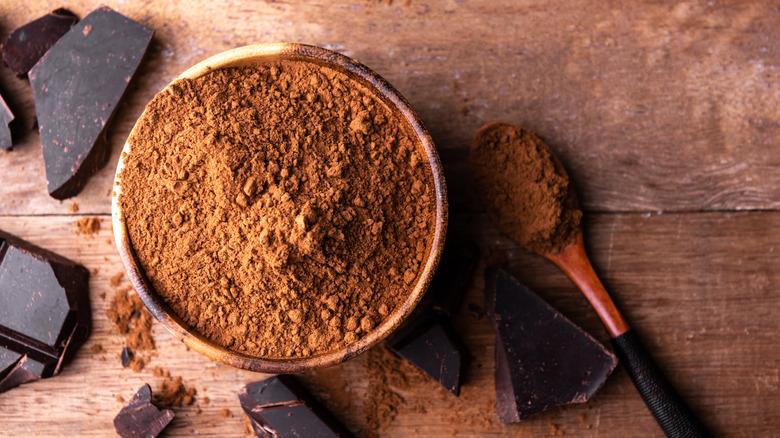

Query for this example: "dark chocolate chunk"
[114,384,174,438]
[485,267,617,423]
[0,8,78,77]
[239,375,354,438]
[387,315,466,395]
[0,93,13,150]
[0,230,90,393]
[121,346,134,368]
[429,243,478,316]
[29,6,154,199]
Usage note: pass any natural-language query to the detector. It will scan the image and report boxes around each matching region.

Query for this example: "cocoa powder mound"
[119,61,435,358]
[470,123,581,254]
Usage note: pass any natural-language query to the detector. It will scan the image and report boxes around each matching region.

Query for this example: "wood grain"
[0,213,778,437]
[1,0,779,437]
[2,1,780,213]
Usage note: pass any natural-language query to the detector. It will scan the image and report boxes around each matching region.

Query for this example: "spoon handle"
[611,330,710,438]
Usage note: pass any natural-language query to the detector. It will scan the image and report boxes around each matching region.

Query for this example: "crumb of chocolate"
[74,216,101,236]
[202,396,210,405]
[91,344,104,354]
[467,303,484,319]
[116,395,125,403]
[221,408,232,418]
[70,202,79,213]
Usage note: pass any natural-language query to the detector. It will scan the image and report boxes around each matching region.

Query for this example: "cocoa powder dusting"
[157,375,197,407]
[470,123,581,254]
[74,216,101,237]
[119,61,435,358]
[107,284,155,371]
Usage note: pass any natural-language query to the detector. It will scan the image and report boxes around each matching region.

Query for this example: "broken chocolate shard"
[0,93,14,150]
[0,230,90,393]
[485,267,617,423]
[121,346,134,368]
[0,8,78,77]
[429,243,478,316]
[114,384,174,438]
[239,375,354,438]
[29,6,154,199]
[387,315,466,396]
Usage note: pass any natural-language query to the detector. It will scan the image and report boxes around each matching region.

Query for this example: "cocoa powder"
[119,61,435,358]
[470,123,581,254]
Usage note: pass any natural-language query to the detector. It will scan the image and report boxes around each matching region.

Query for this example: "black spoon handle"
[611,330,711,438]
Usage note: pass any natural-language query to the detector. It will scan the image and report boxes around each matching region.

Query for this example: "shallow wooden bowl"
[112,43,448,373]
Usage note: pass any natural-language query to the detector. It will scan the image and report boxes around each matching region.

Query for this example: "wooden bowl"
[111,43,448,373]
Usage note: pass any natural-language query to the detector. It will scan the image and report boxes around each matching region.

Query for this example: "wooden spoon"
[472,123,709,438]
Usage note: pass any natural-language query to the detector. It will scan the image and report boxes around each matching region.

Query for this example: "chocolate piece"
[121,346,134,368]
[239,375,354,438]
[0,230,90,393]
[429,243,478,316]
[0,93,13,150]
[0,8,78,77]
[485,267,617,423]
[114,384,174,438]
[29,6,154,199]
[387,315,466,395]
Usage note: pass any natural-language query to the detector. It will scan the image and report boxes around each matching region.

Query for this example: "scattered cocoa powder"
[74,216,101,237]
[362,346,417,437]
[119,60,435,358]
[69,202,79,213]
[156,374,197,407]
[107,287,155,371]
[470,123,581,254]
[110,272,124,288]
[243,415,254,436]
[91,343,103,354]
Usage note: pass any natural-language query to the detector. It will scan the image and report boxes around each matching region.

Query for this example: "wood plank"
[2,1,780,214]
[0,212,777,437]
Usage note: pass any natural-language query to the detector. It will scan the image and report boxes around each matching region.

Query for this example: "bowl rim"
[111,43,448,373]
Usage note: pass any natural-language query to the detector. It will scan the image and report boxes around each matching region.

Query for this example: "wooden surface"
[1,1,779,436]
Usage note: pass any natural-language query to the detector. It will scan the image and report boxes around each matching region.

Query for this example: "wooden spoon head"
[470,122,582,256]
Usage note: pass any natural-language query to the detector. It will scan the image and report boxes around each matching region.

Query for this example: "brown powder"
[110,272,124,288]
[74,216,101,237]
[363,346,414,437]
[156,374,197,407]
[221,408,233,418]
[107,287,155,371]
[69,202,79,213]
[243,415,254,436]
[118,61,435,358]
[470,123,581,254]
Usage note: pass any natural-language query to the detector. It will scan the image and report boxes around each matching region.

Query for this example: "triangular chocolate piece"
[485,267,617,423]
[114,384,174,438]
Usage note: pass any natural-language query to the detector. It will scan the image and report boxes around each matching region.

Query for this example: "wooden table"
[1,1,778,436]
